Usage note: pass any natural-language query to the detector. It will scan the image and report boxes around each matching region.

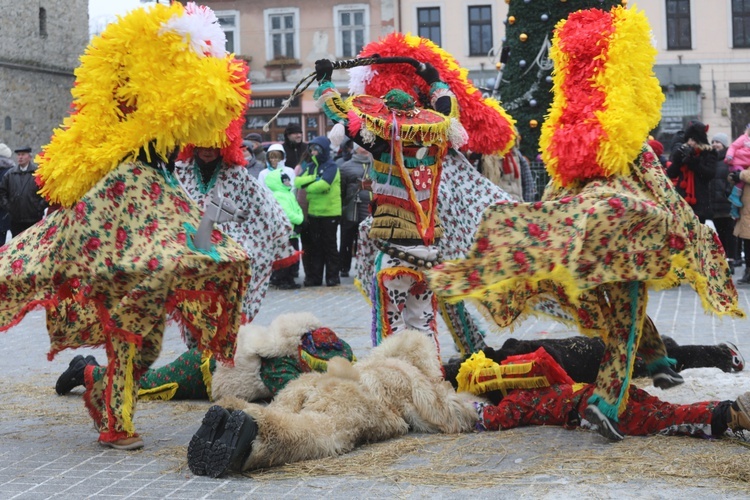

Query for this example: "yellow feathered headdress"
[35,2,250,207]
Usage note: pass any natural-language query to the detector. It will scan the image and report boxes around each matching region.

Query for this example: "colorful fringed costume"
[355,152,515,356]
[0,3,253,447]
[427,6,744,437]
[315,33,515,347]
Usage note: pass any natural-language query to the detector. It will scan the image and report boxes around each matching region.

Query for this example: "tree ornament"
[508,16,516,25]
[530,119,539,128]
[520,33,528,42]
[546,75,553,83]
[495,62,503,70]
[541,13,549,21]
[519,60,527,67]
[529,99,537,106]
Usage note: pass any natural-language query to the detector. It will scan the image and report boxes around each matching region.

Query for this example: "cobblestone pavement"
[1,274,750,499]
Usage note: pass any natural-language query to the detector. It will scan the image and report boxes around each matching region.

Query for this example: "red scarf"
[678,165,696,205]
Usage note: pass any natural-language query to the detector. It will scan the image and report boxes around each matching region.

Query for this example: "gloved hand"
[416,62,440,85]
[315,59,334,82]
[730,171,742,184]
[679,143,694,157]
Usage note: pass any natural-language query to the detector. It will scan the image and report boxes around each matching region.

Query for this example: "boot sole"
[584,405,625,442]
[652,372,685,390]
[187,405,230,477]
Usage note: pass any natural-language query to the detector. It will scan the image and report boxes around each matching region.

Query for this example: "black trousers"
[304,215,340,285]
[339,219,360,274]
[712,217,737,261]
[10,219,39,238]
[270,238,299,285]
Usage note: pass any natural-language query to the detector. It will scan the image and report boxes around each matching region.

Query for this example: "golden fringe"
[300,350,330,372]
[456,351,549,396]
[122,342,136,435]
[137,383,179,401]
[201,350,214,401]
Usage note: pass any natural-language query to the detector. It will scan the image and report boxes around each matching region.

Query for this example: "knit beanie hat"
[684,121,709,145]
[0,143,11,159]
[711,133,729,148]
[284,123,302,136]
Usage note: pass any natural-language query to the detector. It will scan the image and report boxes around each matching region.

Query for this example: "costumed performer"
[56,313,354,402]
[426,6,744,441]
[313,33,516,352]
[187,329,480,477]
[456,350,750,440]
[0,3,252,450]
[186,328,750,478]
[175,138,297,326]
[354,144,514,356]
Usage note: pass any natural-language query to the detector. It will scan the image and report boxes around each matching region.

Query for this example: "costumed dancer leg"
[615,385,719,438]
[584,281,648,441]
[475,384,588,431]
[84,326,163,446]
[438,299,487,357]
[137,348,215,401]
[637,315,684,389]
[371,250,439,348]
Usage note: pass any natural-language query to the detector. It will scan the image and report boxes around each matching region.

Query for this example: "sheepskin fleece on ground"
[211,312,323,402]
[220,330,482,471]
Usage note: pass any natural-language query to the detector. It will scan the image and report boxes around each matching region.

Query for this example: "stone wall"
[0,0,88,152]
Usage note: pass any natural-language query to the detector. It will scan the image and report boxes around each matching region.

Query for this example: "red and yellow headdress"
[36,2,250,207]
[540,6,664,187]
[349,33,516,156]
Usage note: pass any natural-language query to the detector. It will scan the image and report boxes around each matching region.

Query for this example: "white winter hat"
[0,143,11,158]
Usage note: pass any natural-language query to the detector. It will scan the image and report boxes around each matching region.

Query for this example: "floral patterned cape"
[174,162,294,322]
[0,161,250,363]
[426,148,744,333]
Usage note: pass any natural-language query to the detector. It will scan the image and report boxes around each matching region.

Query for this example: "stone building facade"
[0,0,88,154]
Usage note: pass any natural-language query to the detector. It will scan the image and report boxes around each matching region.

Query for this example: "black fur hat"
[684,120,709,145]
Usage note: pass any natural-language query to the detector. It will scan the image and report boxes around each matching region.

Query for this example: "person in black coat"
[708,132,738,273]
[666,121,718,223]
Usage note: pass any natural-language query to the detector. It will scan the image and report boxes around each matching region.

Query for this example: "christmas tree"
[496,0,627,160]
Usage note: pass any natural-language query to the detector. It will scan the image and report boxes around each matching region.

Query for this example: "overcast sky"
[89,0,150,35]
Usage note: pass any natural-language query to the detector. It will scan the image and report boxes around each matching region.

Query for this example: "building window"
[468,5,493,56]
[333,4,370,58]
[4,117,11,131]
[417,7,441,47]
[666,0,691,50]
[265,8,299,61]
[39,7,47,38]
[334,5,369,58]
[732,0,750,48]
[215,11,240,54]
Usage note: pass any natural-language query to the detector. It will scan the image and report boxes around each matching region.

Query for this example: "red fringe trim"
[83,364,103,432]
[272,250,302,271]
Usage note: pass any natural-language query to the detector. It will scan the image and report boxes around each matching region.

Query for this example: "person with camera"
[667,121,718,223]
